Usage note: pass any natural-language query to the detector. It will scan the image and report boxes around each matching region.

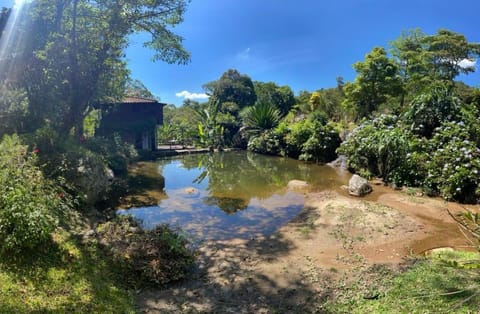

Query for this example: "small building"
[95,96,166,151]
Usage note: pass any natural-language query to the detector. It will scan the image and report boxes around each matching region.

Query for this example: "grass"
[327,250,480,314]
[0,229,135,313]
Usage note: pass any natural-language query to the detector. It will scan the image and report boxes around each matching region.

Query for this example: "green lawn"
[0,230,135,313]
[328,250,480,314]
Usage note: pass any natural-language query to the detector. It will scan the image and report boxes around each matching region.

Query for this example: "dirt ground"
[135,186,479,313]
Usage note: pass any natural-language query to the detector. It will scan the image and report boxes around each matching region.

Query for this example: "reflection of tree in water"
[181,151,342,204]
[202,196,248,214]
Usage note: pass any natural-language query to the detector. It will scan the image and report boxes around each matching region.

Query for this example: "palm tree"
[242,102,281,136]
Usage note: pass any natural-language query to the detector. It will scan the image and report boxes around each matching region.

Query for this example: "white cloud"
[458,58,476,69]
[175,90,209,100]
[237,47,251,60]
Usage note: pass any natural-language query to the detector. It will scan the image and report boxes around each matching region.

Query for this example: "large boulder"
[77,156,114,205]
[348,174,372,197]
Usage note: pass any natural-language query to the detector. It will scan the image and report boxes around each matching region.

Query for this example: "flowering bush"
[338,113,433,186]
[403,84,462,138]
[339,112,480,203]
[424,122,480,203]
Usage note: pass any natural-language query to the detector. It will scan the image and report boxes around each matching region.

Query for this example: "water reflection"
[119,151,349,240]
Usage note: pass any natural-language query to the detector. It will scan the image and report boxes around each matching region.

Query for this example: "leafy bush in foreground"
[26,126,137,208]
[97,216,195,286]
[0,135,67,252]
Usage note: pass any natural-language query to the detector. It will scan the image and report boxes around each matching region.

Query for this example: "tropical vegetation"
[1,0,480,311]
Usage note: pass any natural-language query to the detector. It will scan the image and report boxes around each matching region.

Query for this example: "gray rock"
[76,158,114,204]
[327,155,348,170]
[348,174,372,197]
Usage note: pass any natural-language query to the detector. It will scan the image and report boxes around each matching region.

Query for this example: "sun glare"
[14,0,25,8]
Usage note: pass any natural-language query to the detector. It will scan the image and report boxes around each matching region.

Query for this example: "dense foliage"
[248,116,341,163]
[0,135,69,252]
[339,84,480,203]
[0,0,189,136]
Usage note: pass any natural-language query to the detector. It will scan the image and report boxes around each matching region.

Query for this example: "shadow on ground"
[135,231,336,313]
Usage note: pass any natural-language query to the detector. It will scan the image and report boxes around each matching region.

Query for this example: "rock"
[184,187,199,195]
[184,187,196,194]
[76,158,114,205]
[348,174,372,197]
[327,155,348,170]
[287,180,309,191]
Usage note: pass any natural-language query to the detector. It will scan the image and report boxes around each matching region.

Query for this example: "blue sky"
[2,0,480,105]
[126,0,480,105]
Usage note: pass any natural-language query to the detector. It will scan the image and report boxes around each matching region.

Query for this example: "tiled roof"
[94,96,167,109]
[122,96,162,104]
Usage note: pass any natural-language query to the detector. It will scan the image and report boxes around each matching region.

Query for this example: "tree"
[425,29,480,81]
[309,91,321,112]
[309,88,345,121]
[0,7,10,37]
[203,69,256,111]
[390,28,430,103]
[125,79,156,99]
[194,99,224,148]
[390,28,480,104]
[242,102,281,136]
[254,81,295,115]
[294,90,312,113]
[1,0,190,136]
[343,47,403,118]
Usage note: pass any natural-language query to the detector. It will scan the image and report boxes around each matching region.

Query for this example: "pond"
[118,151,350,241]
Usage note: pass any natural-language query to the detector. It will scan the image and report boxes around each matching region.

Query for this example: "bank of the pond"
[135,185,480,313]
[142,146,239,159]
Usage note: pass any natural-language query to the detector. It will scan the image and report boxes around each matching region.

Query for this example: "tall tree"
[390,29,430,105]
[343,47,403,118]
[390,28,480,104]
[203,69,256,111]
[425,29,480,81]
[253,81,295,115]
[1,0,190,136]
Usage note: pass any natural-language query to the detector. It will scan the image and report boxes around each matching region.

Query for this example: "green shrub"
[84,133,138,176]
[248,118,341,163]
[0,135,67,252]
[247,131,281,155]
[424,121,480,203]
[338,114,426,185]
[97,216,195,286]
[299,122,341,163]
[284,119,313,159]
[25,127,136,208]
[403,83,462,138]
